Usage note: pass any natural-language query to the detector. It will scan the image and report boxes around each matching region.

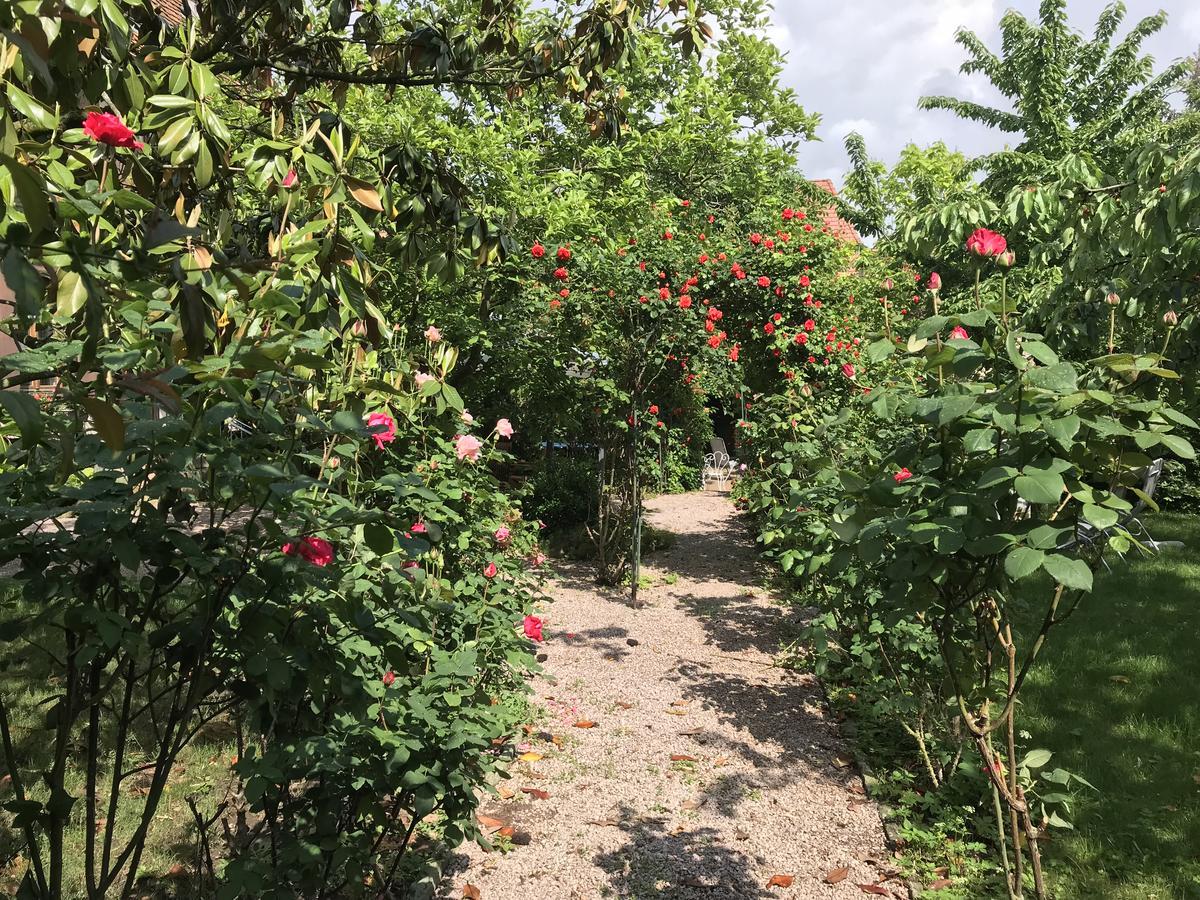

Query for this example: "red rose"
[782,208,795,220]
[484,561,498,579]
[794,332,807,345]
[763,322,775,335]
[553,267,569,280]
[531,242,546,259]
[83,111,144,150]
[757,276,770,288]
[282,536,334,567]
[799,275,810,288]
[556,246,571,262]
[965,228,1007,258]
[678,296,692,309]
[894,468,913,483]
[382,670,396,686]
[750,233,763,245]
[804,319,815,332]
[659,287,670,300]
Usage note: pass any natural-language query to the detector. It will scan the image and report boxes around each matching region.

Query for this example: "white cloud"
[767,0,1199,186]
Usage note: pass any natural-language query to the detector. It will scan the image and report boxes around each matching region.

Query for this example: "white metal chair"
[703,437,738,488]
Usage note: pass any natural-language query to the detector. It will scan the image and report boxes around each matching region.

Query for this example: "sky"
[764,1,1200,185]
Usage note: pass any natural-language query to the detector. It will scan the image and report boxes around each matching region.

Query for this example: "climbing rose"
[494,526,511,545]
[841,363,856,379]
[729,344,740,361]
[382,670,396,687]
[366,412,396,450]
[749,233,763,245]
[455,434,482,462]
[523,615,544,641]
[281,169,298,189]
[495,418,514,438]
[678,296,692,309]
[556,246,571,262]
[949,325,970,340]
[894,468,913,483]
[794,332,807,345]
[763,322,775,335]
[648,404,659,415]
[799,275,810,288]
[461,410,474,425]
[531,242,546,259]
[659,287,670,300]
[282,536,334,567]
[483,561,498,579]
[414,372,435,388]
[804,319,815,332]
[782,208,795,220]
[757,276,770,288]
[966,228,1007,258]
[928,272,942,291]
[83,111,144,150]
[1164,310,1179,326]
[424,325,442,342]
[553,267,569,280]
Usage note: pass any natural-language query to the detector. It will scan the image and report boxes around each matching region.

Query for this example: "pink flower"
[424,325,442,342]
[484,561,498,579]
[366,412,396,450]
[494,526,511,545]
[528,551,547,568]
[966,228,1008,258]
[455,434,482,462]
[928,272,942,291]
[523,615,544,642]
[282,536,334,567]
[495,418,514,438]
[382,670,396,686]
[893,468,913,483]
[949,325,969,340]
[841,363,856,379]
[461,410,474,425]
[83,111,144,150]
[281,168,298,189]
[410,521,427,534]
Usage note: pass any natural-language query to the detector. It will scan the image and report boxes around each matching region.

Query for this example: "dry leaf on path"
[615,701,634,709]
[833,754,855,768]
[734,827,750,841]
[670,754,698,762]
[824,866,850,884]
[678,727,702,736]
[573,720,597,728]
[477,814,505,830]
[671,699,691,707]
[518,752,543,762]
[680,798,705,810]
[497,786,515,800]
[463,885,481,900]
[857,885,889,896]
[713,755,731,766]
[767,874,794,888]
[520,787,549,800]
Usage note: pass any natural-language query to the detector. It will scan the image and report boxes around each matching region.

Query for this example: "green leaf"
[1022,748,1053,769]
[364,522,394,554]
[1,248,45,317]
[0,390,44,446]
[55,271,89,319]
[1082,504,1118,529]
[80,398,125,451]
[1005,546,1045,579]
[1015,470,1065,505]
[0,152,51,235]
[1158,433,1195,460]
[1042,554,1093,591]
[1026,362,1078,393]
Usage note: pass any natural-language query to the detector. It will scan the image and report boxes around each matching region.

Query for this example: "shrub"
[522,456,599,531]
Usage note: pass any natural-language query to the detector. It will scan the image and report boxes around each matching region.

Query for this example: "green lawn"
[1022,513,1200,899]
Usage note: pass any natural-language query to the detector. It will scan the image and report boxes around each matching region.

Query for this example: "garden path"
[440,489,896,899]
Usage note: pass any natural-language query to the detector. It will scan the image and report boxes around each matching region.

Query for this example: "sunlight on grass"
[1021,513,1200,900]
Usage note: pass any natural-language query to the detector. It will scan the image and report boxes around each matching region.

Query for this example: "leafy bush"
[523,457,599,531]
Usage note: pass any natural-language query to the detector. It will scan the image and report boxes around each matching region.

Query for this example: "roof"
[809,179,860,245]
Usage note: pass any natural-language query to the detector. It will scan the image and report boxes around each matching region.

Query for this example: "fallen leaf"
[1110,674,1130,684]
[615,701,634,709]
[713,755,730,767]
[477,814,506,830]
[833,754,855,768]
[847,800,868,811]
[519,752,543,762]
[520,787,549,800]
[670,754,698,762]
[848,782,866,795]
[928,878,953,890]
[678,727,702,736]
[734,827,750,841]
[573,720,597,729]
[824,866,850,884]
[767,874,794,888]
[497,826,514,838]
[463,885,481,900]
[588,817,621,827]
[549,734,564,747]
[857,885,889,896]
[671,699,691,707]
[497,787,515,800]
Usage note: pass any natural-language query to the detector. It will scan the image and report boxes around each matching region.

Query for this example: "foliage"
[523,456,599,531]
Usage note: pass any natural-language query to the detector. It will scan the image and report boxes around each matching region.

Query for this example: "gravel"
[438,489,896,899]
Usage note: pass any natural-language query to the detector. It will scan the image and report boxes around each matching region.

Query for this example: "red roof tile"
[809,179,860,245]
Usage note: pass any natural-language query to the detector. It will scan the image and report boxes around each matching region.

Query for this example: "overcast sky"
[764,1,1200,185]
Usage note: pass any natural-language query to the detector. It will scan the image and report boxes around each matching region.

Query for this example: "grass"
[1020,513,1200,899]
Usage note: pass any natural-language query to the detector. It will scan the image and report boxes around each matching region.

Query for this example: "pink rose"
[494,526,511,545]
[382,670,396,686]
[949,326,969,340]
[282,536,334,566]
[894,468,913,483]
[83,111,144,150]
[461,410,474,425]
[455,434,482,462]
[966,228,1008,258]
[410,521,427,534]
[928,272,942,291]
[841,363,856,379]
[366,412,396,450]
[523,615,544,642]
[424,325,442,342]
[484,561,498,579]
[495,418,514,439]
[281,168,298,189]
[414,372,435,388]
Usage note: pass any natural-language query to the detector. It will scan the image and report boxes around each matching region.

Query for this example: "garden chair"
[1058,458,1183,565]
[703,437,738,488]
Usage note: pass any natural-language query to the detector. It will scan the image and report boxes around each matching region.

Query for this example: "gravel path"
[439,489,897,899]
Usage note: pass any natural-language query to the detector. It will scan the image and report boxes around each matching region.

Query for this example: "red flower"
[782,208,795,220]
[841,363,856,379]
[410,521,427,534]
[553,267,569,280]
[699,253,709,264]
[648,404,659,415]
[966,228,1007,258]
[949,325,969,340]
[763,322,775,335]
[281,169,298,189]
[928,272,942,290]
[681,199,691,207]
[750,233,763,245]
[556,246,571,262]
[894,468,913,483]
[663,230,674,240]
[282,536,334,567]
[366,412,396,450]
[659,287,670,300]
[757,276,770,288]
[729,344,740,362]
[484,561,498,579]
[799,275,810,288]
[531,242,545,259]
[382,670,396,686]
[804,319,815,332]
[678,296,692,309]
[794,332,807,345]
[523,615,544,642]
[83,111,144,150]
[558,288,569,297]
